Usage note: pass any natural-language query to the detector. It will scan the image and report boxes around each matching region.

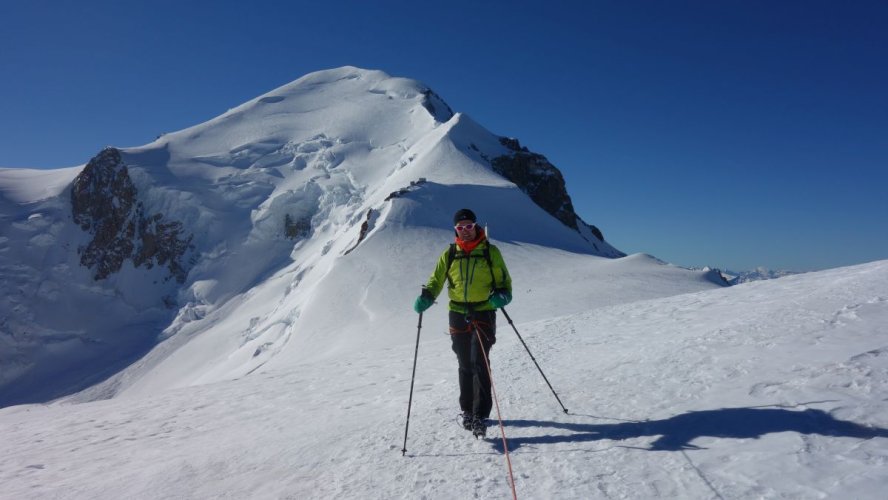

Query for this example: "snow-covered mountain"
[722,267,800,285]
[0,67,723,407]
[3,67,887,498]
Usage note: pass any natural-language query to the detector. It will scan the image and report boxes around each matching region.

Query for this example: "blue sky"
[2,1,886,272]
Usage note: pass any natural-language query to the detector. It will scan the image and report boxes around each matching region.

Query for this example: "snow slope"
[0,166,82,204]
[2,260,886,499]
[0,67,721,406]
[0,164,174,403]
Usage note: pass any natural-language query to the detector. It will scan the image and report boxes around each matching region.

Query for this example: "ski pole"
[401,312,423,456]
[500,307,569,414]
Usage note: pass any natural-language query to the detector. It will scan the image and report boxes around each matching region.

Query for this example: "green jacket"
[424,239,512,313]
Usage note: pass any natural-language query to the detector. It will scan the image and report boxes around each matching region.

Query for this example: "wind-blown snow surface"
[2,260,887,499]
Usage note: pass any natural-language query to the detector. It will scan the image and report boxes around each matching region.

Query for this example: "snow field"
[2,260,886,499]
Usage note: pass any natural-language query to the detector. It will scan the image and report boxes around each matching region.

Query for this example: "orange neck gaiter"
[455,227,486,254]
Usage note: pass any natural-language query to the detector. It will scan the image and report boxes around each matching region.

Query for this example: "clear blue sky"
[2,1,886,272]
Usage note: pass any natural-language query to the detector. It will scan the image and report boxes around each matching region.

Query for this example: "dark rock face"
[284,214,312,239]
[491,137,580,231]
[420,88,454,123]
[344,209,374,256]
[71,148,193,283]
[583,221,605,242]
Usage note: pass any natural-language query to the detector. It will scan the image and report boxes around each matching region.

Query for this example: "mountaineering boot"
[460,411,474,430]
[472,416,487,438]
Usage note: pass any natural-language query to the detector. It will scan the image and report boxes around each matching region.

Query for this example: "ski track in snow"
[2,261,888,499]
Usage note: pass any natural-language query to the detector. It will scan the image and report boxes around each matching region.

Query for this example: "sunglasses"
[454,223,477,231]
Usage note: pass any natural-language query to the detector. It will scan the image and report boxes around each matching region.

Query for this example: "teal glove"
[488,289,512,309]
[413,289,435,313]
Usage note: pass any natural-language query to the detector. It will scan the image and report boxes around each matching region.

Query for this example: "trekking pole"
[500,307,569,414]
[401,312,423,456]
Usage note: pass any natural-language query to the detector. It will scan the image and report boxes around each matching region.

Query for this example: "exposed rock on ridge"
[420,88,454,122]
[491,136,608,243]
[71,148,193,283]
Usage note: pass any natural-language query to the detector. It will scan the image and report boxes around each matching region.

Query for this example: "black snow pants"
[449,309,496,419]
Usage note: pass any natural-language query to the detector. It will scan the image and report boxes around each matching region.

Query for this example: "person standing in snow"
[413,208,513,436]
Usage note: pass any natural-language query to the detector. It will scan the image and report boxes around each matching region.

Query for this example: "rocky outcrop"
[420,89,454,123]
[491,137,581,231]
[284,214,312,240]
[584,222,604,241]
[344,209,374,256]
[71,148,193,283]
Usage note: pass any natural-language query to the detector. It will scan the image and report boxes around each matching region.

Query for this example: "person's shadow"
[492,406,888,452]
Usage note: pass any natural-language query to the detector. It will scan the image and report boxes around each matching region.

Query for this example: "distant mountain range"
[693,266,800,285]
[722,267,800,284]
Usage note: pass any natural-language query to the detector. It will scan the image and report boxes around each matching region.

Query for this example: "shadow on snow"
[491,406,888,452]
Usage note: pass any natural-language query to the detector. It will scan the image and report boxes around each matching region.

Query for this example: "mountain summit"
[0,67,720,406]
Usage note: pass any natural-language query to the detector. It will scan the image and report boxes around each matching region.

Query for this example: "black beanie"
[453,208,477,225]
